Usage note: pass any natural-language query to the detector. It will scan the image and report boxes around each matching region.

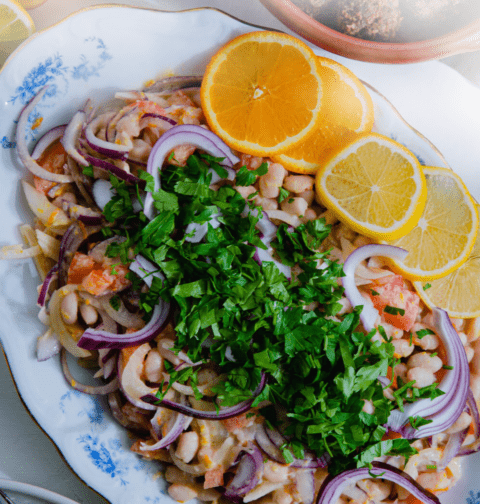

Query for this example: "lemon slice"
[385,167,478,281]
[413,205,480,318]
[272,57,374,175]
[200,31,323,157]
[0,0,35,66]
[315,132,427,241]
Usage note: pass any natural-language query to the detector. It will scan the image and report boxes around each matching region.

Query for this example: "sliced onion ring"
[31,124,67,160]
[16,87,73,183]
[224,444,264,498]
[341,244,408,332]
[140,373,266,420]
[78,300,170,350]
[316,461,440,504]
[386,308,469,438]
[144,124,239,219]
[60,348,119,395]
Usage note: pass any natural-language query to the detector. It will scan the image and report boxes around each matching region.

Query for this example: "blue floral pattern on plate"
[1,6,479,504]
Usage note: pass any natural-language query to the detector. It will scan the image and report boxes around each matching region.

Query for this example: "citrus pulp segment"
[200,31,324,157]
[385,167,478,281]
[272,57,374,175]
[413,206,480,318]
[0,0,35,66]
[315,133,427,241]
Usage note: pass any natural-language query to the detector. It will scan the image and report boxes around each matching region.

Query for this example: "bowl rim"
[259,0,480,63]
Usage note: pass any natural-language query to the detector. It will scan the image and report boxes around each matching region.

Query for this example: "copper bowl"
[260,0,480,63]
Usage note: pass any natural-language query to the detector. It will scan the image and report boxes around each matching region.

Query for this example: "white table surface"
[1,1,480,503]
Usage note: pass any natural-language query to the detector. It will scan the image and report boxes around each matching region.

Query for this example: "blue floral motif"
[77,434,129,485]
[9,54,69,106]
[71,37,113,82]
[1,136,16,149]
[467,490,480,504]
[59,389,105,425]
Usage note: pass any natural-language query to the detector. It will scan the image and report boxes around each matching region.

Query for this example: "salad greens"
[94,153,423,474]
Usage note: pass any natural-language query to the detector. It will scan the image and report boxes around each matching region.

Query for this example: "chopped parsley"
[416,328,435,339]
[384,305,405,316]
[101,153,423,475]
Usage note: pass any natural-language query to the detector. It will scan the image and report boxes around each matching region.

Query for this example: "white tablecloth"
[1,1,480,502]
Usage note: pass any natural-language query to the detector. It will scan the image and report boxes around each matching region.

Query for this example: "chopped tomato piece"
[108,263,131,292]
[67,253,96,284]
[34,139,69,194]
[221,412,251,432]
[81,269,114,296]
[366,276,420,331]
[204,467,224,489]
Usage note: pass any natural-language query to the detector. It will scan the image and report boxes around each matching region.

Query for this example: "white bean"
[407,367,436,388]
[470,374,480,402]
[466,317,480,342]
[361,399,375,414]
[317,209,338,225]
[61,292,78,325]
[280,197,308,217]
[445,412,472,434]
[300,208,317,223]
[406,352,443,372]
[392,339,414,358]
[144,349,164,383]
[258,163,287,199]
[393,363,408,383]
[165,466,197,485]
[357,479,392,501]
[168,484,198,503]
[416,472,442,491]
[262,461,289,483]
[234,185,256,200]
[298,189,315,206]
[470,339,480,375]
[283,175,314,194]
[465,346,474,363]
[79,303,98,325]
[253,195,279,211]
[175,431,200,463]
[272,488,293,504]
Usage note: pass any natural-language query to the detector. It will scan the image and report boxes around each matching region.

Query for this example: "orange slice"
[385,167,478,282]
[315,132,427,241]
[200,31,323,156]
[272,57,374,174]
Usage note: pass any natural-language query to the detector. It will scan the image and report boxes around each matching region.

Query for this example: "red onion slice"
[83,154,145,186]
[140,405,193,452]
[141,373,266,420]
[224,445,264,498]
[84,115,131,159]
[185,211,221,243]
[254,423,329,468]
[457,388,480,456]
[386,308,469,439]
[316,461,440,504]
[62,109,89,167]
[16,87,73,183]
[31,124,67,160]
[78,300,170,350]
[341,244,408,332]
[144,124,239,219]
[129,254,165,288]
[37,265,58,307]
[60,348,119,395]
